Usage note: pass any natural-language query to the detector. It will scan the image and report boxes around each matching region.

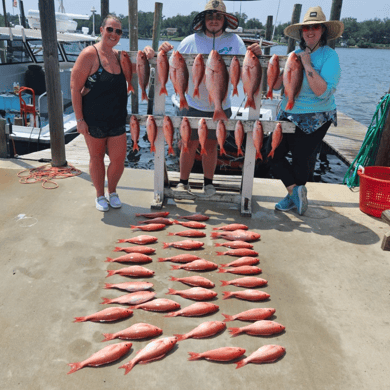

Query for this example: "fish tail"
[220,280,229,286]
[200,148,207,156]
[266,90,273,100]
[101,298,111,305]
[168,146,175,155]
[133,142,139,151]
[158,258,167,262]
[219,147,227,156]
[232,86,239,97]
[166,288,177,295]
[182,146,189,153]
[222,291,232,300]
[104,283,113,289]
[213,109,228,122]
[113,247,122,252]
[117,239,126,243]
[141,90,148,101]
[285,100,294,110]
[193,87,200,98]
[237,147,244,156]
[130,225,139,230]
[179,96,189,110]
[106,270,115,278]
[173,333,187,342]
[163,242,171,249]
[164,311,179,317]
[222,313,234,322]
[167,232,175,236]
[170,265,181,270]
[105,257,114,263]
[210,232,220,239]
[159,86,168,96]
[228,327,242,337]
[135,213,141,217]
[73,317,86,323]
[188,352,201,361]
[67,362,82,374]
[216,251,225,256]
[235,359,247,369]
[214,243,222,247]
[267,150,275,159]
[217,268,226,273]
[255,151,263,160]
[119,361,135,375]
[102,333,115,342]
[150,145,156,153]
[220,263,227,268]
[173,220,180,224]
[127,84,135,94]
[244,97,256,110]
[169,276,178,281]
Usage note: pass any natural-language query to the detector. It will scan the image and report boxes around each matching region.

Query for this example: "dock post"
[261,15,273,95]
[0,118,8,158]
[101,0,109,22]
[129,0,139,114]
[287,4,302,54]
[328,0,344,49]
[374,90,390,167]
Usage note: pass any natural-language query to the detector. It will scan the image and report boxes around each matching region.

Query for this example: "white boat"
[0,19,96,155]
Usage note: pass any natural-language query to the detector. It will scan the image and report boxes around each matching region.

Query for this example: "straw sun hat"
[192,0,239,31]
[284,6,344,40]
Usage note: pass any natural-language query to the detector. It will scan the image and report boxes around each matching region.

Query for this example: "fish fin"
[163,242,171,249]
[170,265,181,270]
[285,100,294,110]
[217,268,226,273]
[222,291,232,300]
[222,313,234,322]
[159,86,168,96]
[200,148,207,156]
[188,352,201,361]
[106,270,115,278]
[216,251,225,256]
[169,276,178,281]
[141,90,148,101]
[244,98,256,110]
[173,220,180,224]
[220,264,227,268]
[119,361,135,375]
[130,225,138,230]
[166,288,177,295]
[228,327,241,337]
[158,258,167,262]
[167,232,175,236]
[235,359,247,369]
[164,311,179,317]
[183,146,189,153]
[219,147,227,156]
[113,247,123,252]
[105,257,114,263]
[67,362,82,374]
[102,333,115,342]
[210,232,220,239]
[150,145,156,153]
[193,87,200,98]
[212,227,220,231]
[101,298,111,304]
[104,283,113,289]
[73,317,86,323]
[213,109,228,122]
[237,147,244,156]
[267,150,275,159]
[168,146,175,155]
[133,142,139,151]
[214,243,222,247]
[266,89,273,99]
[127,84,134,94]
[173,334,187,342]
[220,280,229,286]
[232,86,239,96]
[117,239,126,243]
[179,96,189,110]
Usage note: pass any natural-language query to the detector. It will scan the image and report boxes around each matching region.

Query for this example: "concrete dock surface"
[0,157,389,390]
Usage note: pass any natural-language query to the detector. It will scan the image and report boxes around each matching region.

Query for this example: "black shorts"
[88,124,126,139]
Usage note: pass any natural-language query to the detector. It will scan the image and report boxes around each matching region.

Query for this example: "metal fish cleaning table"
[127,52,295,216]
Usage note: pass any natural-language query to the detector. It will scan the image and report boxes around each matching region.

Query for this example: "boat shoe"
[275,194,297,211]
[197,184,216,198]
[96,196,109,212]
[290,185,308,215]
[176,183,192,192]
[106,192,122,208]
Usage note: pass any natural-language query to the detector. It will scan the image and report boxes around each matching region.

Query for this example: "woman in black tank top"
[71,15,129,212]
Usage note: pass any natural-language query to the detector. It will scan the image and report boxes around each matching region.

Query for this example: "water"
[121,39,390,183]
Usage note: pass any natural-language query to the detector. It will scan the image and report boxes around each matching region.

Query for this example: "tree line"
[1,12,389,47]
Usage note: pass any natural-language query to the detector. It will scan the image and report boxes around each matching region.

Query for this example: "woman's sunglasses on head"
[301,24,322,32]
[105,26,123,35]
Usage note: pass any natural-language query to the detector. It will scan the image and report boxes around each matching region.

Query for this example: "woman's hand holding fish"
[246,43,262,56]
[143,46,155,60]
[158,41,174,53]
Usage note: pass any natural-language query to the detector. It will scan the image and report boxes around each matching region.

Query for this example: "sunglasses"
[105,26,123,36]
[301,24,322,32]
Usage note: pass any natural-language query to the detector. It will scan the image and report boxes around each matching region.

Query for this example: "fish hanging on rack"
[137,50,150,101]
[242,49,262,110]
[157,49,169,96]
[169,50,189,109]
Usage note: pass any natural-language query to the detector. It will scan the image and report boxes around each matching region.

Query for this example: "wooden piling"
[287,4,302,54]
[101,0,109,23]
[328,0,343,49]
[129,0,139,114]
[261,15,273,95]
[0,118,8,158]
[38,0,66,167]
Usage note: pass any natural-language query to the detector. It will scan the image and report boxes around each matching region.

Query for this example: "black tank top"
[82,46,128,128]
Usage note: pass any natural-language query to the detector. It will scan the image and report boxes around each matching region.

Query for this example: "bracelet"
[77,118,84,123]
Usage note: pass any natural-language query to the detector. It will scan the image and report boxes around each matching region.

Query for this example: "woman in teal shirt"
[269,6,344,215]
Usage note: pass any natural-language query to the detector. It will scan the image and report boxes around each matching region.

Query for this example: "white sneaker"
[96,196,109,212]
[176,183,191,192]
[106,192,122,208]
[199,184,216,197]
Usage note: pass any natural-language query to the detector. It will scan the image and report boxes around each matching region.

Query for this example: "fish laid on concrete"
[173,220,206,229]
[168,230,206,238]
[106,265,155,278]
[211,229,260,242]
[215,241,254,249]
[105,253,153,264]
[266,54,280,99]
[102,322,163,341]
[205,50,229,121]
[198,118,208,156]
[217,266,262,275]
[146,115,157,153]
[157,49,169,96]
[220,276,268,288]
[283,51,303,110]
[268,122,283,159]
[67,342,132,374]
[166,287,217,301]
[222,289,270,301]
[213,223,248,231]
[188,347,246,362]
[169,50,189,109]
[192,53,205,98]
[229,320,285,337]
[171,260,218,272]
[179,116,192,152]
[163,116,175,155]
[163,239,204,250]
[117,235,158,245]
[216,120,227,155]
[120,51,134,94]
[130,223,166,232]
[139,217,173,225]
[131,298,181,312]
[253,120,264,160]
[229,56,241,97]
[73,307,133,323]
[234,120,245,156]
[220,256,259,267]
[169,275,215,289]
[174,321,226,341]
[130,115,140,151]
[178,213,209,221]
[242,49,262,110]
[104,281,154,293]
[119,337,178,375]
[236,345,286,368]
[137,50,150,101]
[113,246,156,255]
[135,212,170,218]
[101,291,156,306]
[216,248,258,257]
[165,302,219,317]
[158,254,201,263]
[222,308,275,323]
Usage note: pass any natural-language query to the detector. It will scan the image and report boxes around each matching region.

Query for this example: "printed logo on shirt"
[218,46,233,54]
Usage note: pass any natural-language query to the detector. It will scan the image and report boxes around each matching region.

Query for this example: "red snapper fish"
[130,115,140,151]
[192,53,205,98]
[205,50,229,121]
[179,116,192,152]
[229,56,241,97]
[163,239,204,250]
[283,51,303,110]
[106,265,154,278]
[253,120,264,160]
[139,217,173,225]
[157,49,169,96]
[222,289,270,301]
[242,49,262,109]
[174,321,226,341]
[102,322,163,342]
[220,256,259,267]
[216,120,227,155]
[217,266,262,275]
[213,223,248,231]
[189,347,246,362]
[220,276,268,288]
[171,260,218,272]
[166,287,217,301]
[169,275,215,289]
[113,246,155,255]
[173,220,206,229]
[268,122,283,159]
[165,302,219,317]
[229,320,285,337]
[215,241,253,249]
[117,235,158,245]
[120,51,134,94]
[211,229,260,242]
[101,291,156,306]
[168,230,206,238]
[73,307,133,323]
[163,116,175,155]
[158,254,201,263]
[135,211,170,218]
[198,118,208,156]
[68,342,132,374]
[119,337,178,375]
[216,248,258,257]
[130,223,166,232]
[169,50,189,109]
[131,298,180,312]
[105,253,153,264]
[146,115,157,153]
[222,308,275,323]
[236,345,286,368]
[178,213,209,221]
[266,54,280,99]
[104,281,153,293]
[234,120,245,156]
[136,50,150,101]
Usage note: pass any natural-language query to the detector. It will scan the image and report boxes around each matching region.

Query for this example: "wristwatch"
[77,118,84,123]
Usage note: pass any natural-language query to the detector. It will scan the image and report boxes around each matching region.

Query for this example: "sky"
[7,0,390,25]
